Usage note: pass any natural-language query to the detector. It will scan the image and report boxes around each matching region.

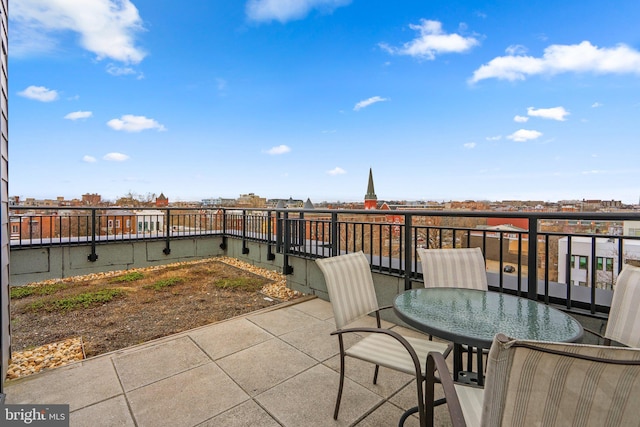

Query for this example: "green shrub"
[10,287,34,299]
[51,289,125,311]
[212,277,263,291]
[144,277,184,291]
[11,283,68,299]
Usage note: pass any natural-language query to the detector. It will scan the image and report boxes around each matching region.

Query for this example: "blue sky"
[8,0,640,204]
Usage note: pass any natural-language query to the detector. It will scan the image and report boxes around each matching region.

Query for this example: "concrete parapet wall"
[10,236,225,285]
[9,237,286,286]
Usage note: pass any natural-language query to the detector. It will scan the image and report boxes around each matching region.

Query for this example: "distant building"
[364,168,378,210]
[155,193,169,207]
[202,198,236,207]
[82,193,102,206]
[237,193,266,208]
[268,198,304,208]
[558,236,640,290]
[135,210,165,233]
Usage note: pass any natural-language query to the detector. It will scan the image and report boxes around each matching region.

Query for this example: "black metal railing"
[10,206,640,316]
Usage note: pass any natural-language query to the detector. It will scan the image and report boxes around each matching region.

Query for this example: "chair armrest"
[426,351,466,427]
[331,326,424,375]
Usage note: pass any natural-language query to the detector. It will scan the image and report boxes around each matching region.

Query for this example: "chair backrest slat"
[417,247,488,290]
[316,251,379,329]
[606,264,640,348]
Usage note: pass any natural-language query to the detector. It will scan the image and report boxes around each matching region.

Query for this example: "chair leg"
[334,353,345,420]
[416,378,427,427]
[373,364,380,385]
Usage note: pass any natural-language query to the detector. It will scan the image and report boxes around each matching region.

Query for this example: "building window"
[597,257,614,271]
[126,219,131,228]
[578,256,588,270]
[108,220,113,228]
[11,224,18,233]
[571,255,575,268]
[115,220,121,228]
[578,281,587,287]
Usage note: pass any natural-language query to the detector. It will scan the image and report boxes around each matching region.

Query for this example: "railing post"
[299,212,305,253]
[404,213,413,291]
[87,208,98,262]
[163,209,171,255]
[219,208,227,250]
[267,209,275,260]
[282,211,293,274]
[241,209,249,254]
[331,212,338,257]
[275,209,282,253]
[527,215,538,300]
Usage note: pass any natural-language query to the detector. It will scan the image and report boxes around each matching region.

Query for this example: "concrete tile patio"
[5,296,454,426]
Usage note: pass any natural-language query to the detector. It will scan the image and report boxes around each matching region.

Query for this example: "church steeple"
[364,168,378,210]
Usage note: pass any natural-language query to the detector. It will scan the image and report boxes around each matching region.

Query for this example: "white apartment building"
[135,210,165,233]
[558,236,640,290]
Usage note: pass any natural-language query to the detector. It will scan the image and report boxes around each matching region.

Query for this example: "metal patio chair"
[317,251,452,427]
[426,333,640,427]
[587,264,640,348]
[417,247,488,375]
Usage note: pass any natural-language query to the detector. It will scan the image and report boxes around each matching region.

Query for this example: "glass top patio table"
[393,288,584,350]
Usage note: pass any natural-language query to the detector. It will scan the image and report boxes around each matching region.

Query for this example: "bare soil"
[10,259,283,358]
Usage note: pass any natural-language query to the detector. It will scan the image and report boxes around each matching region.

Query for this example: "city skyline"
[8,1,640,204]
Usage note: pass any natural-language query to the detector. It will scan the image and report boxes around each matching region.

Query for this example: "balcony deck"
[4,296,454,426]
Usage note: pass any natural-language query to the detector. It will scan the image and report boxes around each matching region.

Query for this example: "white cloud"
[505,44,527,56]
[106,64,143,79]
[266,145,291,155]
[592,102,603,108]
[470,41,640,83]
[10,0,146,63]
[103,152,129,161]
[507,129,543,142]
[107,115,167,132]
[527,106,570,121]
[246,0,351,23]
[18,85,59,102]
[379,19,479,60]
[65,111,93,120]
[354,96,389,111]
[514,115,529,123]
[486,135,502,141]
[327,167,346,175]
[83,155,97,163]
[463,142,477,149]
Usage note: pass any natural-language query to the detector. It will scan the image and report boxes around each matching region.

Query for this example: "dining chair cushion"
[417,247,488,290]
[605,264,640,348]
[454,384,483,427]
[346,333,450,376]
[317,251,379,329]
